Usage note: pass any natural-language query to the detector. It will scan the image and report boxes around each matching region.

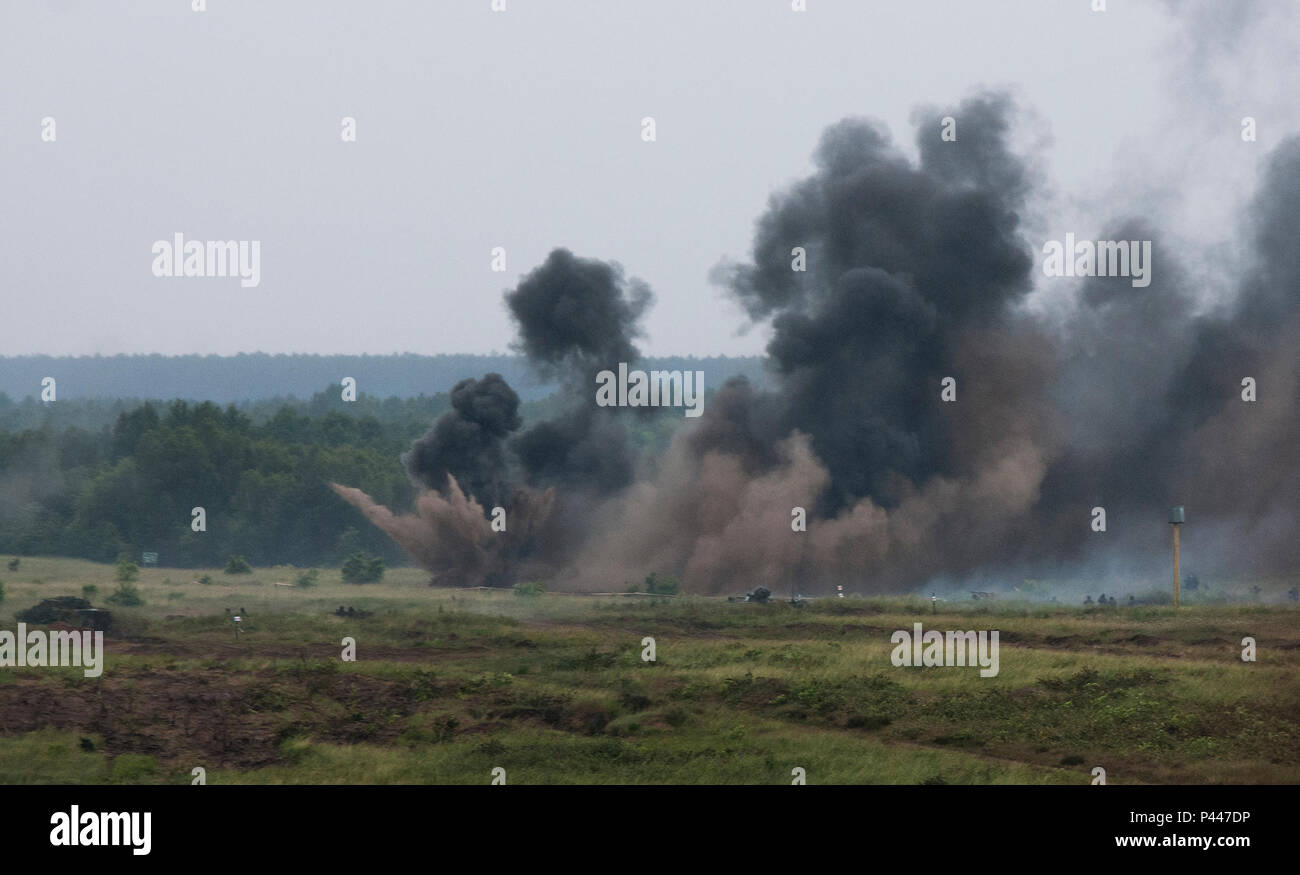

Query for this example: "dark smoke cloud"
[595,94,1300,592]
[400,373,521,511]
[505,247,653,494]
[511,406,636,494]
[711,94,1039,516]
[337,248,655,585]
[1021,135,1300,581]
[505,247,652,380]
[341,92,1300,594]
[540,93,1054,593]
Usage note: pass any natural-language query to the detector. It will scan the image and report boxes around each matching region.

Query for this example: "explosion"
[335,91,1300,594]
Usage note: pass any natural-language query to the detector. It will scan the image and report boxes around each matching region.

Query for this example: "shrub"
[296,568,320,588]
[6,557,18,571]
[107,582,144,607]
[341,552,384,584]
[513,581,546,598]
[664,707,689,727]
[0,580,5,604]
[82,584,98,600]
[224,555,252,575]
[115,556,139,582]
[644,573,679,596]
[198,575,212,585]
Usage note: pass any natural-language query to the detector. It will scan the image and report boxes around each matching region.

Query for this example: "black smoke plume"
[335,248,655,584]
[339,91,1300,594]
[401,373,521,510]
[506,248,653,494]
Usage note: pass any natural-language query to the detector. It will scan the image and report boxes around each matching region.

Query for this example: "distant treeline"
[0,387,686,569]
[0,353,770,404]
[0,388,455,435]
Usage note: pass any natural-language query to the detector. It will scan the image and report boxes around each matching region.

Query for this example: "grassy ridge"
[0,558,1297,784]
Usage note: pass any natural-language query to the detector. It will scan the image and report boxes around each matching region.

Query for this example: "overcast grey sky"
[2,0,1296,357]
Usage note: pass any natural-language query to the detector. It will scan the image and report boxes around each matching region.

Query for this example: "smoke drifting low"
[335,91,1300,594]
[330,478,555,587]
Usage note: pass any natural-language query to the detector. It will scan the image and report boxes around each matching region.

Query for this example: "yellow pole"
[1173,524,1180,608]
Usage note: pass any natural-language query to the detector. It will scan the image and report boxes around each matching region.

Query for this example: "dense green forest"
[0,386,684,569]
[0,353,753,568]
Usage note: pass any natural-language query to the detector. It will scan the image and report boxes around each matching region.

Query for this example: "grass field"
[1,557,1297,785]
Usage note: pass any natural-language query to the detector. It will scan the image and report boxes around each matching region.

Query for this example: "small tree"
[107,581,144,607]
[341,552,384,584]
[115,556,140,582]
[296,568,320,588]
[224,555,252,575]
[0,580,5,604]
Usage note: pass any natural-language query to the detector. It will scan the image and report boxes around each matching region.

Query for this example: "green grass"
[0,556,1297,784]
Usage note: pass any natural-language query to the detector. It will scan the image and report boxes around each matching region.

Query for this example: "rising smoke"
[506,247,653,496]
[335,91,1300,594]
